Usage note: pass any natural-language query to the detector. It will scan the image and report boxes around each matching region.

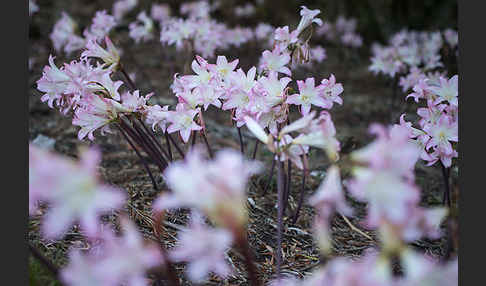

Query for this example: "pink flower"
[121,90,153,113]
[50,12,78,52]
[209,55,239,80]
[309,165,353,218]
[84,10,117,41]
[113,0,138,21]
[352,124,420,180]
[166,103,202,143]
[260,48,291,76]
[443,29,458,49]
[273,26,298,50]
[295,6,323,35]
[257,71,292,107]
[429,75,458,106]
[348,124,421,228]
[151,4,171,23]
[36,55,71,109]
[254,23,274,41]
[129,11,154,44]
[72,93,128,141]
[287,77,329,115]
[144,104,170,132]
[319,74,344,108]
[169,211,233,282]
[310,45,327,63]
[29,147,126,239]
[154,148,261,228]
[61,217,163,286]
[81,36,120,70]
[423,114,458,159]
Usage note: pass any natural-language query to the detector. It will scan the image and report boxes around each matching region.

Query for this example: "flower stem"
[262,159,276,196]
[252,139,259,160]
[283,160,292,214]
[167,133,185,159]
[121,119,167,173]
[235,233,261,286]
[129,118,169,171]
[164,132,173,162]
[276,159,285,276]
[200,131,213,159]
[440,162,451,207]
[119,65,136,91]
[135,116,171,163]
[152,213,181,286]
[116,124,158,190]
[238,127,245,154]
[292,165,307,224]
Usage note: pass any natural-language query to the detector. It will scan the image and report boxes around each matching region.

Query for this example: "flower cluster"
[29,145,126,239]
[169,211,233,282]
[398,74,458,167]
[269,122,455,285]
[50,10,117,55]
[112,0,138,21]
[316,16,363,48]
[61,217,163,286]
[159,1,254,58]
[154,147,261,230]
[369,29,458,91]
[129,11,155,43]
[348,124,447,249]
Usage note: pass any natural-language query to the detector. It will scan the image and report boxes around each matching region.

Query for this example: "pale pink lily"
[154,148,261,228]
[286,77,329,115]
[169,211,233,282]
[81,36,121,70]
[260,48,292,76]
[429,75,458,106]
[144,104,170,132]
[319,74,344,108]
[166,103,202,143]
[257,71,292,107]
[29,147,126,239]
[295,6,323,35]
[209,55,239,80]
[61,217,163,286]
[113,0,138,21]
[129,11,155,44]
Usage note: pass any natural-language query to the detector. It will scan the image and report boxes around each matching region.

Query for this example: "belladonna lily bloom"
[309,165,353,218]
[29,146,126,239]
[81,36,121,71]
[295,6,323,35]
[153,148,262,229]
[166,103,202,143]
[129,11,155,44]
[319,74,344,109]
[260,48,292,76]
[257,71,292,107]
[286,77,329,115]
[61,217,163,286]
[169,211,233,282]
[429,75,458,106]
[244,110,341,164]
[144,104,170,132]
[308,165,352,254]
[209,56,239,80]
[113,0,138,21]
[72,93,129,141]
